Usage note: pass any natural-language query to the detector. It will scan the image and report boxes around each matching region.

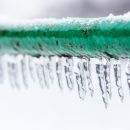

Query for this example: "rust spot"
[82,29,88,35]
[61,53,72,58]
[13,41,20,51]
[1,30,7,35]
[105,44,109,48]
[32,45,35,49]
[75,45,77,48]
[38,42,43,51]
[94,28,96,33]
[16,41,20,47]
[69,43,73,48]
[35,54,41,58]
[43,32,46,36]
[56,40,59,46]
[80,44,84,49]
[104,52,113,58]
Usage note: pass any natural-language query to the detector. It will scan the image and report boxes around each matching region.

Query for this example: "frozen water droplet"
[75,59,87,100]
[113,63,124,101]
[56,57,63,90]
[96,63,108,108]
[64,57,74,90]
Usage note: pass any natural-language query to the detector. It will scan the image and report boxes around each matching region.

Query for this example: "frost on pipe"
[0,12,130,57]
[0,13,129,108]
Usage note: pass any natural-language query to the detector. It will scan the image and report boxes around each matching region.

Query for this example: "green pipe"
[0,17,130,58]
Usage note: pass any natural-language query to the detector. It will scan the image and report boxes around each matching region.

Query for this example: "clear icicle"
[0,57,4,84]
[35,58,45,88]
[81,59,88,94]
[96,63,108,108]
[56,57,63,90]
[21,56,29,88]
[64,57,74,90]
[126,59,130,93]
[85,58,94,97]
[44,57,53,88]
[8,62,14,88]
[28,56,37,82]
[113,62,124,101]
[40,57,50,88]
[47,57,54,83]
[7,57,20,89]
[75,59,87,100]
[0,54,129,107]
[104,61,112,99]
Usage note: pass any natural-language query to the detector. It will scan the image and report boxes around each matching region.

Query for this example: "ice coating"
[0,12,129,26]
[0,54,129,107]
[0,12,129,58]
[0,12,129,108]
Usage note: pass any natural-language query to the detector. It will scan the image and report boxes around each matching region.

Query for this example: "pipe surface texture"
[0,14,130,58]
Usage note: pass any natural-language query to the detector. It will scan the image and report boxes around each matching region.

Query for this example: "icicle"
[40,57,50,88]
[104,60,112,99]
[113,61,124,101]
[0,54,129,106]
[75,58,87,100]
[0,57,4,84]
[126,59,130,93]
[7,56,20,89]
[21,56,29,88]
[96,62,108,108]
[85,58,94,97]
[35,57,45,88]
[43,57,52,88]
[47,57,54,84]
[64,57,74,90]
[56,57,63,90]
[28,56,37,82]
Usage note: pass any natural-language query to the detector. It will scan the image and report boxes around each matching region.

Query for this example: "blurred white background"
[0,0,130,130]
[0,0,129,19]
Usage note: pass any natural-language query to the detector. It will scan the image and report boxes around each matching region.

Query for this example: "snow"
[0,12,129,26]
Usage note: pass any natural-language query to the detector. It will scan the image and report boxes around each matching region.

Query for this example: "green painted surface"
[0,18,130,58]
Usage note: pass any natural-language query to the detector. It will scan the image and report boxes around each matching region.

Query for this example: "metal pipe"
[0,17,130,58]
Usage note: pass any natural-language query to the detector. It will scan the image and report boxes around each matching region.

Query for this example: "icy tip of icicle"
[0,55,130,108]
